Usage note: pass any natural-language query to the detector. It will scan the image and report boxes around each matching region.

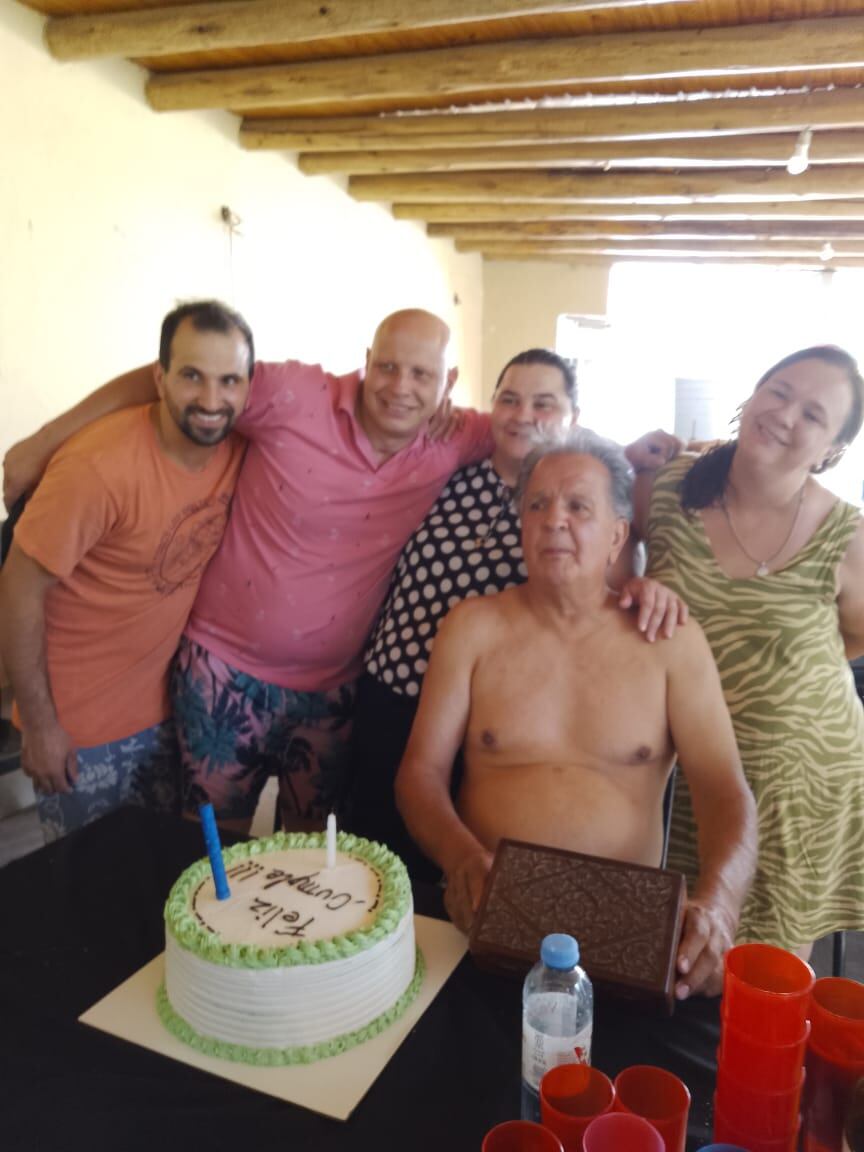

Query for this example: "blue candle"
[199,803,231,900]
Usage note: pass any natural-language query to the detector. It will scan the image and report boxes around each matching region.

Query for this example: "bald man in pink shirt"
[4,308,679,835]
[4,311,494,830]
[173,310,493,828]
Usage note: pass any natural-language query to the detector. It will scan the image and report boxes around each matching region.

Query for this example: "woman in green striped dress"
[634,346,864,959]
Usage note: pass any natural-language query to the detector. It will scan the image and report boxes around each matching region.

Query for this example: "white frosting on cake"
[192,849,381,944]
[165,907,415,1048]
[162,836,419,1059]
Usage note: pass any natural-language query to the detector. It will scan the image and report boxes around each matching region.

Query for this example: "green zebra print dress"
[647,455,864,948]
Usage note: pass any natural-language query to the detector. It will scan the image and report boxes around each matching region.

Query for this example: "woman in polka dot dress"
[349,349,682,878]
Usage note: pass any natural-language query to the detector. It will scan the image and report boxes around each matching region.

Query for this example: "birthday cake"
[157,830,422,1064]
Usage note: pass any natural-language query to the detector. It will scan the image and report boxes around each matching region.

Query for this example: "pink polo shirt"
[185,361,492,691]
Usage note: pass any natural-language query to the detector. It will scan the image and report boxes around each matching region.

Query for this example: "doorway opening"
[558,262,864,505]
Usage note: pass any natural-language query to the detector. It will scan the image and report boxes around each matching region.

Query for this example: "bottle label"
[521,1019,592,1092]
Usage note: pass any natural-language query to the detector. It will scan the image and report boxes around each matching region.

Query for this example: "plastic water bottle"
[520,933,593,1122]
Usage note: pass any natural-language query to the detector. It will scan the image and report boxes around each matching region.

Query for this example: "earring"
[813,444,847,473]
[729,402,745,433]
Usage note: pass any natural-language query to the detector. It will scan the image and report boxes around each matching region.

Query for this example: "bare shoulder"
[436,587,516,643]
[658,614,714,676]
[613,601,711,668]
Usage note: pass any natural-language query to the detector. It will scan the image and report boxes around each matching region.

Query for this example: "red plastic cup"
[808,976,864,1062]
[539,1065,615,1152]
[582,1113,664,1152]
[482,1120,565,1152]
[802,1040,864,1152]
[718,1020,809,1092]
[722,943,814,1045]
[714,1096,801,1152]
[613,1066,691,1152]
[715,1062,804,1139]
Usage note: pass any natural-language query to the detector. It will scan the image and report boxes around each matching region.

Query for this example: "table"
[0,807,720,1152]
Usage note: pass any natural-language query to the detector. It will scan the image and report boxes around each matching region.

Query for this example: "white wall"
[482,259,610,398]
[0,0,483,464]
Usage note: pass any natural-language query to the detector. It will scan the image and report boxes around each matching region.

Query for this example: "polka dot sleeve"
[364,458,527,698]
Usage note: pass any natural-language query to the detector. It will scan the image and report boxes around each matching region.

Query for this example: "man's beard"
[172,403,236,446]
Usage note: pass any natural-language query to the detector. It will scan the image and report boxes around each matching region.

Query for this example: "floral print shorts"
[170,637,355,827]
[35,719,179,843]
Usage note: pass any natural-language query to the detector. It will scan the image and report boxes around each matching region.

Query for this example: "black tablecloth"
[0,807,720,1152]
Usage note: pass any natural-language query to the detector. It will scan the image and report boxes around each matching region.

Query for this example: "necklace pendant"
[756,562,770,577]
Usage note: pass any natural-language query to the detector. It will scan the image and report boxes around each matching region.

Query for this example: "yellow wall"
[0,1,484,464]
[481,259,610,397]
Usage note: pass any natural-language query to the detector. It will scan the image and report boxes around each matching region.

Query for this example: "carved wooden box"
[468,838,687,1012]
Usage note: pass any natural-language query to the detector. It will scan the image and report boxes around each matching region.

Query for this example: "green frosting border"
[156,948,425,1065]
[164,831,412,969]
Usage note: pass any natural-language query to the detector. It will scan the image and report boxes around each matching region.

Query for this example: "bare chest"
[467,632,671,769]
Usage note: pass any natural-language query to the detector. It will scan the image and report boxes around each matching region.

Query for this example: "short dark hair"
[493,348,578,408]
[681,344,864,511]
[516,427,633,521]
[158,300,255,373]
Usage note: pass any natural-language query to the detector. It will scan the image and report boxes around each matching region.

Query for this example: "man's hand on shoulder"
[3,430,53,512]
[21,722,79,795]
[428,397,468,442]
[3,363,160,512]
[617,577,689,642]
[675,896,737,1000]
[625,429,683,474]
[444,846,494,934]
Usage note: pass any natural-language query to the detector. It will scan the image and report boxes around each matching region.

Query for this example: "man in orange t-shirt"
[0,300,251,841]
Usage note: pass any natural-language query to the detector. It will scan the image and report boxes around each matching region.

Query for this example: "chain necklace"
[720,483,807,578]
[471,475,515,550]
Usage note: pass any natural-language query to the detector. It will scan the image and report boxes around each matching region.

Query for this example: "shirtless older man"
[395,429,757,999]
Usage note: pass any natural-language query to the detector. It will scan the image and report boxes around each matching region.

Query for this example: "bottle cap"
[540,933,580,970]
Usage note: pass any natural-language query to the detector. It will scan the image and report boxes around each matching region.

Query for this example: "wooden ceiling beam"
[44,0,690,62]
[394,200,864,222]
[352,166,864,202]
[455,238,864,255]
[298,130,864,175]
[428,220,864,240]
[241,88,864,152]
[147,17,864,112]
[476,249,864,265]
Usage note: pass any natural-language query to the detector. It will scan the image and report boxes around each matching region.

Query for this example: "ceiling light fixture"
[787,128,813,176]
[820,242,835,262]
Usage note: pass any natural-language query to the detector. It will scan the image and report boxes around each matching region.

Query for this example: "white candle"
[326,812,337,869]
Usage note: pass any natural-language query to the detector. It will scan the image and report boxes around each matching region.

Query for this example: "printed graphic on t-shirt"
[148,495,232,594]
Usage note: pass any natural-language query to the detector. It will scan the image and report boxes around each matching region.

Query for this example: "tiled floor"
[0,752,41,866]
[0,720,31,857]
[0,803,42,867]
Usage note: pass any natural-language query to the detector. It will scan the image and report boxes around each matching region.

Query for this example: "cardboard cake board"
[80,914,466,1121]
